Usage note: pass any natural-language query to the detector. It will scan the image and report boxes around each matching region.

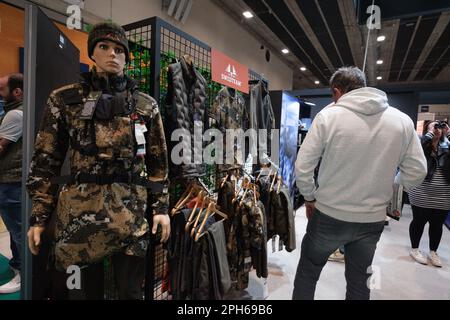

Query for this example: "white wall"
[83,0,293,90]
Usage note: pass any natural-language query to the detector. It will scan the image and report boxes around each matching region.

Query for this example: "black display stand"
[23,4,81,300]
[122,16,269,300]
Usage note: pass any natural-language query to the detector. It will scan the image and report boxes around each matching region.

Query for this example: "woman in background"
[408,120,450,267]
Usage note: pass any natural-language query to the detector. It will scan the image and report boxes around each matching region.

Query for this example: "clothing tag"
[136,123,148,133]
[80,101,96,120]
[80,91,101,120]
[135,127,146,145]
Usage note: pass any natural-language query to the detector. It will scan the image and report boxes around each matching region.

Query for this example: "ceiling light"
[281,48,289,54]
[300,67,306,71]
[314,81,320,85]
[242,11,254,19]
[376,60,383,65]
[377,76,382,80]
[377,35,386,42]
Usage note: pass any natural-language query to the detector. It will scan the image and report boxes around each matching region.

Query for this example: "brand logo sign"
[211,48,249,93]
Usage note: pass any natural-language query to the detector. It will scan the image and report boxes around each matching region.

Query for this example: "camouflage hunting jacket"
[211,87,248,172]
[26,70,169,270]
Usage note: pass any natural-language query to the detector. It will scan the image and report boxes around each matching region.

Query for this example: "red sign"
[211,48,249,94]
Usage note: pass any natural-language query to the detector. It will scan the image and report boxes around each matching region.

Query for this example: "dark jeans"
[0,183,22,270]
[68,253,146,300]
[410,205,448,252]
[293,209,384,300]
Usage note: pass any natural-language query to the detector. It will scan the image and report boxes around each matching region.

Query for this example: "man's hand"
[152,214,171,243]
[443,122,449,137]
[305,200,316,220]
[0,137,12,157]
[392,210,401,218]
[27,226,45,255]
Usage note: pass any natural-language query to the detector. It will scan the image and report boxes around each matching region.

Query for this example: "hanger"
[171,183,200,216]
[183,54,194,67]
[232,177,248,204]
[256,170,263,183]
[190,201,213,237]
[220,173,230,188]
[239,186,250,207]
[253,185,258,205]
[240,180,260,207]
[269,170,279,192]
[185,191,206,232]
[194,202,228,242]
[276,175,283,193]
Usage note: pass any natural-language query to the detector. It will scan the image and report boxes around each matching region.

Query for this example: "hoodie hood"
[336,87,388,115]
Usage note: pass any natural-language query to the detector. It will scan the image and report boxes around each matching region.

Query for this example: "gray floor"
[245,204,450,300]
[1,205,449,300]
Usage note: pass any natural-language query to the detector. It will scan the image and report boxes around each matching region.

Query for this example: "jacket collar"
[81,67,136,93]
[180,56,200,86]
[3,100,22,113]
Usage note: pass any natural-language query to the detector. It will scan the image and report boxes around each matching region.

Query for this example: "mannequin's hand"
[152,214,171,243]
[27,226,45,255]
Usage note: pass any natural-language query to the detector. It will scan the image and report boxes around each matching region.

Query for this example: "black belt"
[51,173,165,193]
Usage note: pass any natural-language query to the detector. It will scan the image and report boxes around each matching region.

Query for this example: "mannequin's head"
[91,40,126,75]
[88,22,130,75]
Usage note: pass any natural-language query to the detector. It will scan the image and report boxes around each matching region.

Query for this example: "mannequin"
[26,22,170,299]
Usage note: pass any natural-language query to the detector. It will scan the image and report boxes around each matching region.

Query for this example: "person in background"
[293,66,427,300]
[0,73,24,294]
[0,96,5,117]
[408,120,450,267]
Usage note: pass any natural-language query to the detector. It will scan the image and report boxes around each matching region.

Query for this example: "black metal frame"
[122,16,269,301]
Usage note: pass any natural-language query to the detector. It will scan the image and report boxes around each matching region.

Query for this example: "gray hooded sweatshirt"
[295,87,427,223]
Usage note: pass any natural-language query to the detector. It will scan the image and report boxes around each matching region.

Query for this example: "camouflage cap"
[88,21,130,63]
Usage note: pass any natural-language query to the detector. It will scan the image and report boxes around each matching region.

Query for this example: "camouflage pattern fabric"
[224,187,264,290]
[211,87,248,174]
[26,72,169,270]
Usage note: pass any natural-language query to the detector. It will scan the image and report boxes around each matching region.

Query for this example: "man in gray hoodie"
[293,66,427,300]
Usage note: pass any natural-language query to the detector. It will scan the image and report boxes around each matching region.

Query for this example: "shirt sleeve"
[26,93,69,225]
[145,105,170,215]
[397,128,427,190]
[0,110,23,142]
[295,113,326,201]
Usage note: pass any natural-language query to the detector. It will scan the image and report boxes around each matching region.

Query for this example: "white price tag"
[135,127,146,145]
[136,123,148,133]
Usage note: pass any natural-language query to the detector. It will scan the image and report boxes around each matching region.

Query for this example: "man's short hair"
[330,67,366,94]
[7,73,23,92]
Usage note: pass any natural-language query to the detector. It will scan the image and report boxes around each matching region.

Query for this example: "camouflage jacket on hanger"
[211,87,249,173]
